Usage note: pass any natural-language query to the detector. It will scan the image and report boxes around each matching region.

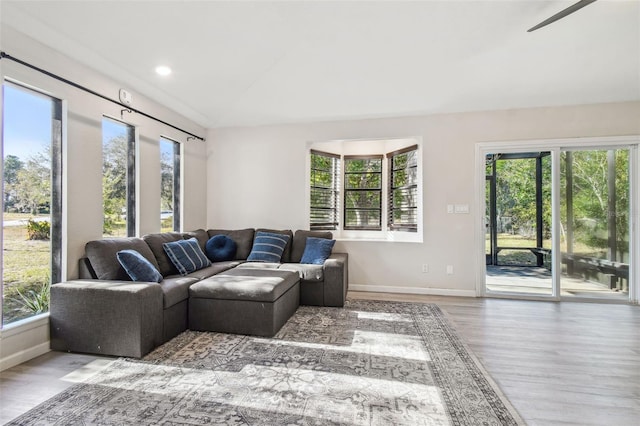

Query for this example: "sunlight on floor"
[61,359,116,383]
[263,329,430,362]
[85,360,447,425]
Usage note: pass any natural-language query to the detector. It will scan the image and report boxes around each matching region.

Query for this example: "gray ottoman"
[188,268,300,337]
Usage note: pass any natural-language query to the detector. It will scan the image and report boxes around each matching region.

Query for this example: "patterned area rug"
[8,300,524,425]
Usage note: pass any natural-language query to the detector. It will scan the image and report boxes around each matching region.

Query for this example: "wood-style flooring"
[1,292,639,425]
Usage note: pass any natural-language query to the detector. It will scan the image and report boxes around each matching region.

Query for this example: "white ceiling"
[2,1,639,129]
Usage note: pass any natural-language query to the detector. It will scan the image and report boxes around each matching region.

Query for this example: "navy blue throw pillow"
[205,234,237,262]
[300,237,336,265]
[116,249,163,283]
[163,237,211,275]
[247,231,290,263]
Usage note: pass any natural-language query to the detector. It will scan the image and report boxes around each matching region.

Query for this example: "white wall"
[0,27,207,368]
[207,102,640,295]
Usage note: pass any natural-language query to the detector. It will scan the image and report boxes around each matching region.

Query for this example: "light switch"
[454,204,469,214]
[447,204,454,214]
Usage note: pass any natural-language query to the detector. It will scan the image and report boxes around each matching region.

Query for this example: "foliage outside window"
[2,83,62,326]
[388,145,418,232]
[560,149,630,262]
[160,137,181,232]
[344,155,383,230]
[102,118,135,237]
[493,155,551,242]
[310,150,340,230]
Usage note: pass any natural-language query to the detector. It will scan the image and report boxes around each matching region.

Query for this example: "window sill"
[0,312,49,337]
[336,232,423,244]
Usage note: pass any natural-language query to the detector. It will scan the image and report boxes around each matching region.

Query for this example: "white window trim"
[307,137,423,243]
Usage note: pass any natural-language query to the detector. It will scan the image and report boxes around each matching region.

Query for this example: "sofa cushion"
[235,262,281,270]
[300,237,336,265]
[279,263,324,282]
[163,238,211,275]
[256,228,293,262]
[191,268,299,303]
[182,229,209,252]
[290,230,333,263]
[85,238,159,281]
[205,235,237,262]
[142,232,184,276]
[159,276,199,308]
[207,229,255,260]
[183,260,241,280]
[247,231,290,263]
[116,250,163,283]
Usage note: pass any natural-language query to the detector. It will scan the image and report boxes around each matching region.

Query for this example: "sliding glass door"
[480,139,637,304]
[559,148,630,300]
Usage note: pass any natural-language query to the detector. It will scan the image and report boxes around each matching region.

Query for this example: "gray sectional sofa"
[50,228,348,358]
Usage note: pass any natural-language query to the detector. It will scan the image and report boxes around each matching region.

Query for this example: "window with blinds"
[310,150,340,230]
[388,145,418,232]
[344,155,383,230]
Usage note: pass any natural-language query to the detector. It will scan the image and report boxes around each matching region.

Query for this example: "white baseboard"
[349,284,477,298]
[0,341,50,372]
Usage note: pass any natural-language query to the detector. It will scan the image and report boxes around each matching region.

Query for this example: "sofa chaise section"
[76,236,201,343]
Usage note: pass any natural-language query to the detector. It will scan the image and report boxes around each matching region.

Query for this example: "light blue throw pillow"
[300,237,336,265]
[163,237,211,275]
[247,231,290,263]
[116,249,163,283]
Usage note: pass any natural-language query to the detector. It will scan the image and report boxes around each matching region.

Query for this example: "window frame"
[310,149,340,231]
[160,137,181,232]
[307,138,422,242]
[1,81,63,327]
[387,144,419,232]
[101,116,136,237]
[343,154,384,231]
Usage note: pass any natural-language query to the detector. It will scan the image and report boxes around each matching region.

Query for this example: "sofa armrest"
[50,280,164,358]
[323,253,348,307]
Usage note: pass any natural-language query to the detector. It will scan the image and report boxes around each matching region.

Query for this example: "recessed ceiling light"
[155,65,172,76]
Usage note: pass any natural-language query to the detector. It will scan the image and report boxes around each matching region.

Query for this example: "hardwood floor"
[1,292,639,425]
[350,292,640,426]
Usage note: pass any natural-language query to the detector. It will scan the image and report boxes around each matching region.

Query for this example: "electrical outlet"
[446,265,454,275]
[422,263,429,273]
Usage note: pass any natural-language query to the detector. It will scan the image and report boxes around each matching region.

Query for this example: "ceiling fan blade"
[528,0,597,32]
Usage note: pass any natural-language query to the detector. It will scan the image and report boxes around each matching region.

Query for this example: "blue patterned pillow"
[163,237,211,275]
[116,249,163,283]
[300,237,336,265]
[247,231,290,263]
[205,234,237,262]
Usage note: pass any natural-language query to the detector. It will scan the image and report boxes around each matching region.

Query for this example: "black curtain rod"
[0,51,205,142]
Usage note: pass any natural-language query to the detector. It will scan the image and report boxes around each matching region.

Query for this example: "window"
[308,138,421,240]
[160,137,181,232]
[344,155,383,230]
[1,82,62,326]
[310,150,340,230]
[102,117,135,237]
[388,145,418,232]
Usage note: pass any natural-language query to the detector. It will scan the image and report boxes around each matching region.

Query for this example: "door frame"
[475,136,639,304]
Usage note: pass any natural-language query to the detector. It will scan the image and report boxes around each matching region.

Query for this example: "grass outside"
[3,213,48,222]
[3,223,50,324]
[161,216,174,233]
